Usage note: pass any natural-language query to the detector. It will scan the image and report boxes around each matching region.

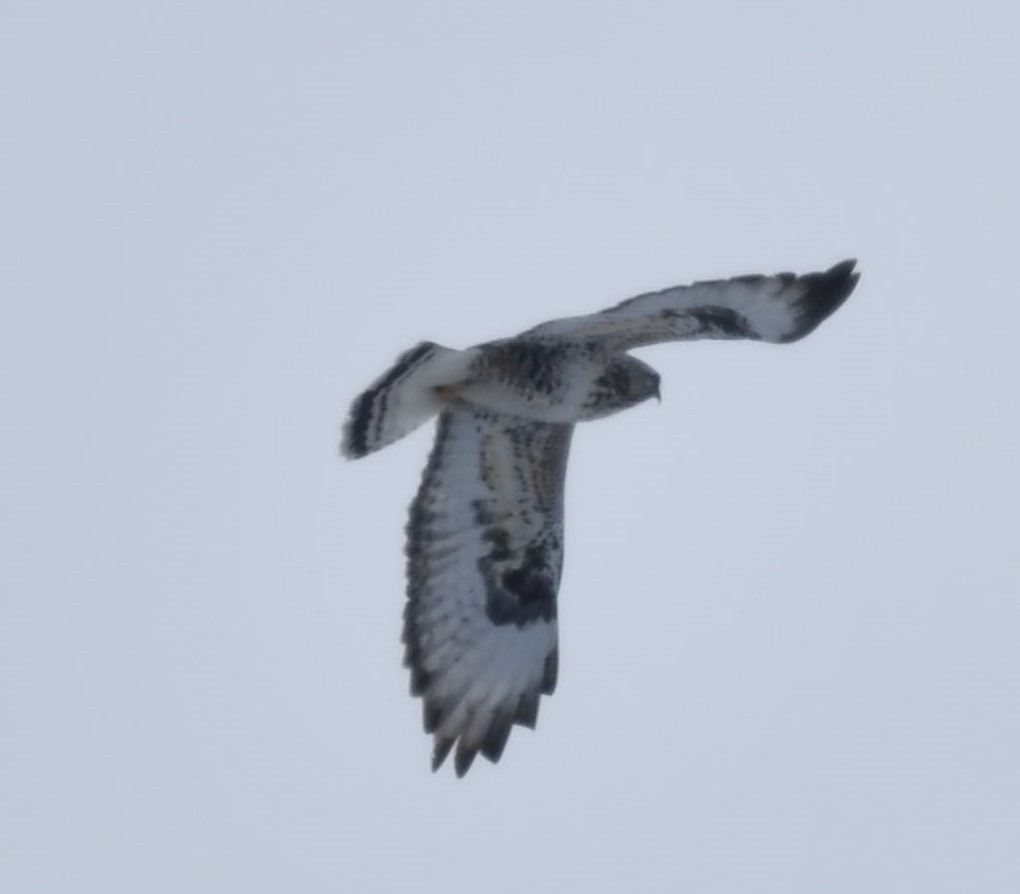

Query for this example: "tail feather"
[341,342,472,459]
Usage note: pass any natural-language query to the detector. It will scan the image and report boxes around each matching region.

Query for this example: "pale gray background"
[2,2,1018,892]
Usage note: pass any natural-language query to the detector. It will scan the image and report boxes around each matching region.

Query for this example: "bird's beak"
[654,383,662,403]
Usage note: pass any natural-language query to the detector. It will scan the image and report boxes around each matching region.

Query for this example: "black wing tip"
[424,686,548,777]
[426,721,515,777]
[430,737,481,777]
[431,737,455,773]
[513,689,541,729]
[541,648,559,694]
[479,718,514,763]
[432,730,513,778]
[783,258,860,342]
[453,743,478,777]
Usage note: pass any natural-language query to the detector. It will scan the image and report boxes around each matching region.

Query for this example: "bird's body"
[342,259,860,775]
[457,339,659,424]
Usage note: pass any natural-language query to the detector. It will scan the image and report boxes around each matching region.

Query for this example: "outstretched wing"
[524,259,859,349]
[403,405,573,776]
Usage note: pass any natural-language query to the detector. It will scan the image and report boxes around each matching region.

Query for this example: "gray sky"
[3,2,1019,892]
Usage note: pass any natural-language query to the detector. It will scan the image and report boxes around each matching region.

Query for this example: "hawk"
[341,259,860,775]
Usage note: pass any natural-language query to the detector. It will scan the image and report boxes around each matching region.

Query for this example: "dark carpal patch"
[687,305,755,338]
[501,545,556,607]
[482,541,559,626]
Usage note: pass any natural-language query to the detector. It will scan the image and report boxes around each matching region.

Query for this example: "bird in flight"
[341,259,860,776]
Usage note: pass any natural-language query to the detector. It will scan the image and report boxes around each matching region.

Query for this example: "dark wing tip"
[453,707,518,775]
[431,737,455,773]
[513,689,541,729]
[429,737,485,778]
[783,258,860,342]
[541,647,558,695]
[479,718,514,763]
[453,742,479,777]
[425,689,547,776]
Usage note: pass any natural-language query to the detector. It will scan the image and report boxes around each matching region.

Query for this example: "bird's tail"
[341,341,474,459]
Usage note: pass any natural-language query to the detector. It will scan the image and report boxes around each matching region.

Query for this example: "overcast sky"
[3,2,1019,892]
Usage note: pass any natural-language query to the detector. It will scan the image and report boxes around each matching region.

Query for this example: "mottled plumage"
[341,259,860,775]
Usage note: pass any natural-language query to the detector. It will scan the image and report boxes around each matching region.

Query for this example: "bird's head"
[581,355,661,420]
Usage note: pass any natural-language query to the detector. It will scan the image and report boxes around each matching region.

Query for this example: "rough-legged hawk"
[341,260,860,775]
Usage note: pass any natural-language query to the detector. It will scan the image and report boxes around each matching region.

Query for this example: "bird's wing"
[404,404,573,776]
[524,259,859,349]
